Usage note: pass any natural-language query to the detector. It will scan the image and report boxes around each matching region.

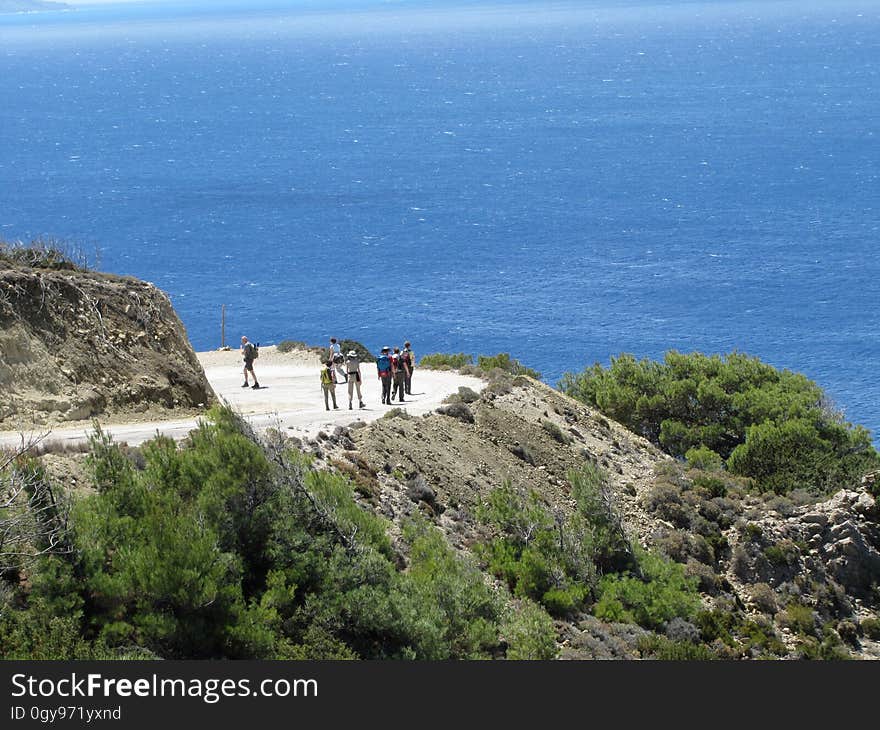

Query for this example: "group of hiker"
[239,335,416,411]
[321,338,415,411]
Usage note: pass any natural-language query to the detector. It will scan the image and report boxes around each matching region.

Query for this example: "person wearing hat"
[345,350,366,409]
[376,346,393,405]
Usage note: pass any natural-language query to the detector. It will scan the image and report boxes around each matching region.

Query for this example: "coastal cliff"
[0,249,214,427]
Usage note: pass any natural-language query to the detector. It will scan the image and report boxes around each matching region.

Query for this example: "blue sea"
[1,0,878,438]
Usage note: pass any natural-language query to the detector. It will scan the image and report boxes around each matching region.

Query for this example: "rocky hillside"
[305,372,880,659]
[2,249,877,659]
[0,257,214,428]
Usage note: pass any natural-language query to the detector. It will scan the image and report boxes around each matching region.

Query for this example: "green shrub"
[337,340,375,363]
[559,351,880,494]
[637,634,717,660]
[797,634,851,661]
[748,583,778,614]
[276,340,323,355]
[779,603,817,637]
[860,617,880,640]
[420,353,474,370]
[541,420,572,445]
[476,353,541,379]
[456,386,481,403]
[436,403,475,424]
[329,457,380,500]
[3,406,517,661]
[397,519,503,659]
[763,539,801,567]
[476,467,630,617]
[418,352,541,379]
[686,446,724,472]
[690,473,728,498]
[593,549,701,631]
[503,599,558,660]
[695,609,786,657]
[739,618,787,656]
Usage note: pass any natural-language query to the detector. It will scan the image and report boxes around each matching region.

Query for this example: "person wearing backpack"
[320,360,339,411]
[402,341,414,395]
[240,335,260,389]
[345,350,366,410]
[329,337,347,382]
[376,346,393,405]
[391,346,408,403]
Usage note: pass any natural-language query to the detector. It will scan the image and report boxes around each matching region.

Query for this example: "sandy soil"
[0,346,484,449]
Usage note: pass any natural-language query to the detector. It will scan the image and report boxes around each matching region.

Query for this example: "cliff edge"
[0,256,214,427]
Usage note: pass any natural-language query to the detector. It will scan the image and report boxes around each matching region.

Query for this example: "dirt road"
[0,346,484,449]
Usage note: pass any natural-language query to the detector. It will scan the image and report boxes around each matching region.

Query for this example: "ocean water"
[1,0,878,438]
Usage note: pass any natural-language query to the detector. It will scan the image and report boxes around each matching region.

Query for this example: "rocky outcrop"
[304,375,666,557]
[304,375,880,659]
[0,265,214,427]
[724,483,878,594]
[729,484,880,600]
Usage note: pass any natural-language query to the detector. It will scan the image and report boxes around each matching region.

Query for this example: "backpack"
[253,342,259,359]
[401,350,411,368]
[320,368,333,385]
[376,354,391,373]
[244,341,258,360]
[333,352,345,364]
[346,355,360,372]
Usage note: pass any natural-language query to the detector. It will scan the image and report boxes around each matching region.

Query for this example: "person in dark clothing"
[402,341,414,395]
[376,346,393,405]
[391,346,408,403]
[240,336,260,389]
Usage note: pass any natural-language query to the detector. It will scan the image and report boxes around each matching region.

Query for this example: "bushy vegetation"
[502,599,558,660]
[275,339,374,362]
[275,340,323,355]
[475,353,541,380]
[420,353,474,370]
[442,386,481,405]
[475,464,702,633]
[476,465,633,616]
[696,608,787,658]
[420,352,541,380]
[337,339,375,363]
[593,548,701,631]
[0,407,549,660]
[560,351,879,494]
[637,633,717,660]
[0,238,92,271]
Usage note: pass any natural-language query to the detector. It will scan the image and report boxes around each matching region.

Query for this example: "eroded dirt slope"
[0,265,214,427]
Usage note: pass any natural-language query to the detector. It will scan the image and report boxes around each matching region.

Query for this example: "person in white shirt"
[328,337,347,382]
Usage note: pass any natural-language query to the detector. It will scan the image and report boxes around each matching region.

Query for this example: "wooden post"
[221,304,226,349]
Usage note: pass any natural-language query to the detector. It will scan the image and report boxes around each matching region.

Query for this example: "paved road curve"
[0,352,484,450]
